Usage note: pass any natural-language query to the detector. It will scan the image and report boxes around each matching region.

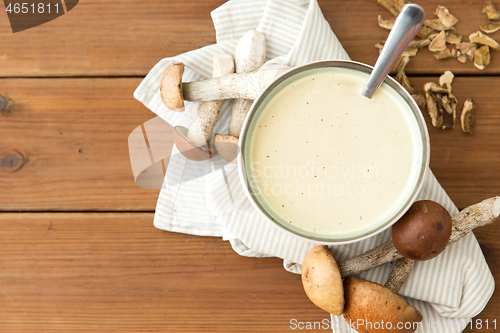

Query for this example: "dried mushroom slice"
[408,39,431,49]
[480,21,500,34]
[429,31,447,52]
[435,6,459,29]
[439,70,454,92]
[377,0,403,16]
[424,19,450,32]
[469,31,500,51]
[446,33,463,45]
[388,48,418,74]
[395,55,414,93]
[456,54,467,63]
[412,93,426,109]
[375,41,426,52]
[457,54,468,63]
[474,45,491,70]
[461,98,476,134]
[378,15,395,30]
[418,26,438,39]
[434,48,452,59]
[451,49,461,58]
[483,1,500,20]
[424,82,457,129]
[456,42,477,61]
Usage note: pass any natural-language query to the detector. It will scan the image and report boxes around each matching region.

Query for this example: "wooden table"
[0,0,498,331]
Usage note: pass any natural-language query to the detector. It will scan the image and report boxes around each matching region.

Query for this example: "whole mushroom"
[343,258,422,333]
[215,30,266,163]
[160,63,185,112]
[392,200,452,261]
[337,197,500,278]
[299,198,500,331]
[172,53,235,161]
[160,62,288,107]
[301,245,344,316]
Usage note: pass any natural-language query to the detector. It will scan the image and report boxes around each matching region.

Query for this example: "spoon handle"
[361,4,425,98]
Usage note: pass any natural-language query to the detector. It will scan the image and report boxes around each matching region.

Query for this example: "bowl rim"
[236,59,430,245]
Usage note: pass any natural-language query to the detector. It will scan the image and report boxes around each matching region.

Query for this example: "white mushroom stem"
[183,64,289,102]
[234,30,266,74]
[187,53,235,147]
[229,99,254,137]
[339,196,500,278]
[229,30,266,137]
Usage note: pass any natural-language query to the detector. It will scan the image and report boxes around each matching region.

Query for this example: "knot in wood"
[0,149,25,172]
[0,95,8,112]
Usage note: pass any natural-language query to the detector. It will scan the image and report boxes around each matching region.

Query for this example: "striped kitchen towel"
[133,0,495,332]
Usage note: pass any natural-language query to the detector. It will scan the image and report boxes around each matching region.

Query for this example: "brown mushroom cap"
[173,126,214,161]
[343,276,423,333]
[301,245,344,316]
[392,200,452,261]
[160,63,185,112]
[214,134,239,163]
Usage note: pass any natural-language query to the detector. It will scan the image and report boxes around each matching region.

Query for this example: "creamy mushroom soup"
[244,66,424,240]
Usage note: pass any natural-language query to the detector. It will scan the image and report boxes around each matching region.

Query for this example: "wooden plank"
[0,0,225,77]
[0,78,161,211]
[0,213,325,332]
[1,77,498,211]
[1,0,499,77]
[0,213,498,332]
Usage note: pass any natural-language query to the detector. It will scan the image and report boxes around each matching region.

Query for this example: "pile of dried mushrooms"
[376,0,496,134]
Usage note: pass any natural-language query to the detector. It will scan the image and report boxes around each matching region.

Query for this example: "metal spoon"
[361,4,426,98]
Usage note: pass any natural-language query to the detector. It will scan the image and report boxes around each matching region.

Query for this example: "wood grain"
[410,76,500,209]
[0,213,325,332]
[467,226,500,333]
[0,79,161,211]
[0,0,225,77]
[0,213,497,332]
[1,77,498,211]
[1,0,500,76]
[1,0,499,331]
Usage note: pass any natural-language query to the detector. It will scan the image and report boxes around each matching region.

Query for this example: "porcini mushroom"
[483,1,500,20]
[456,42,477,61]
[474,45,491,70]
[172,53,235,161]
[160,63,185,112]
[213,134,239,163]
[461,98,476,134]
[378,15,395,30]
[439,70,454,92]
[228,30,266,138]
[424,81,457,129]
[301,245,344,316]
[339,197,500,278]
[469,31,500,51]
[435,5,458,30]
[343,258,422,333]
[343,200,453,333]
[160,63,288,105]
[186,53,235,147]
[215,30,266,163]
[391,200,452,261]
[428,31,447,52]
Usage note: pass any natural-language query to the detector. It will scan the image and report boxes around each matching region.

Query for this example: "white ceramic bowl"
[237,60,430,245]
